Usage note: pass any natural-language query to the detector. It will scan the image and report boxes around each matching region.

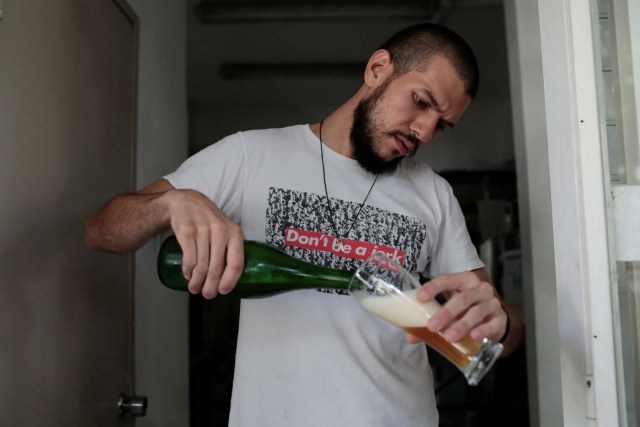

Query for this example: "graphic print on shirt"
[265,187,428,294]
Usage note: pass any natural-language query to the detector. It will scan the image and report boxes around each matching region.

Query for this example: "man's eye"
[414,94,427,107]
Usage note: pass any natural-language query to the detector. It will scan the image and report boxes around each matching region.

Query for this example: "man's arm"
[84,179,175,253]
[84,178,245,298]
[499,301,524,357]
[412,267,524,357]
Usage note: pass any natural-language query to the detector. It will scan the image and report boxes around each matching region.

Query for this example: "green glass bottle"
[157,235,353,298]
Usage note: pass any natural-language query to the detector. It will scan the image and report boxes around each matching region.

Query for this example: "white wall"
[127,1,190,425]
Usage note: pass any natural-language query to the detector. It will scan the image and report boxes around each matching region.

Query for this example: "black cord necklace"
[318,119,379,251]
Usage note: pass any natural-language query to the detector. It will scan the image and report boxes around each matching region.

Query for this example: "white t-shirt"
[165,124,484,427]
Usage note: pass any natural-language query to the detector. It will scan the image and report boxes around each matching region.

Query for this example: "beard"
[349,79,419,175]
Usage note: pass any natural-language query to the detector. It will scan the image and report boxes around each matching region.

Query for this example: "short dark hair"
[379,23,480,98]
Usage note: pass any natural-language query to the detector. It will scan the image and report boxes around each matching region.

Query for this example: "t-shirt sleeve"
[426,179,484,277]
[163,132,246,223]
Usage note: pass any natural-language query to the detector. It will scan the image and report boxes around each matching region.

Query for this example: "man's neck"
[310,90,364,159]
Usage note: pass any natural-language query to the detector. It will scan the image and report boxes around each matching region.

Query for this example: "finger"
[218,234,244,295]
[188,230,210,295]
[202,232,227,299]
[176,231,197,283]
[470,309,507,342]
[417,272,474,302]
[442,298,501,342]
[428,280,494,329]
[426,288,480,333]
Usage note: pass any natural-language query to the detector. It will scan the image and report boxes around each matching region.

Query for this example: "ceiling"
[188,0,501,104]
[186,0,509,154]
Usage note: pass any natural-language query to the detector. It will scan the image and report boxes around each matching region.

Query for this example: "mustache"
[388,131,422,156]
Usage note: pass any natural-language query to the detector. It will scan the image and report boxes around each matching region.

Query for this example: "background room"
[4,0,639,426]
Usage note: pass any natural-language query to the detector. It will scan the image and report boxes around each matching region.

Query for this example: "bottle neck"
[239,240,353,297]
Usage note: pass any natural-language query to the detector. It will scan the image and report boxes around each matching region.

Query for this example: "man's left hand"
[409,268,507,344]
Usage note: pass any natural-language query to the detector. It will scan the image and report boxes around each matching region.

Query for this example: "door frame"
[112,0,139,400]
[124,1,190,425]
[506,0,624,425]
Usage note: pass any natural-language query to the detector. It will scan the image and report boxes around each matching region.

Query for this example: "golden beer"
[361,289,481,370]
[403,328,480,370]
[352,254,503,386]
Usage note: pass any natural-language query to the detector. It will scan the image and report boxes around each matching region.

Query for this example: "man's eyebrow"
[426,90,440,108]
[425,89,456,128]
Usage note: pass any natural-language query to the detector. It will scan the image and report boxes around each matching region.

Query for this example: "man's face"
[350,55,471,174]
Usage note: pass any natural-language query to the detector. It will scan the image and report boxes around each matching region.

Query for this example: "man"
[85,23,522,426]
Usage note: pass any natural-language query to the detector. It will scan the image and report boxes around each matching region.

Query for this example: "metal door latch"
[117,393,148,417]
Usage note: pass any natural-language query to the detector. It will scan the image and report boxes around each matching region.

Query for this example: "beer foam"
[360,289,441,328]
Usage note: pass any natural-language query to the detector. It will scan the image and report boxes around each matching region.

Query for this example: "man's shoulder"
[397,158,452,194]
[239,124,307,142]
[398,157,437,179]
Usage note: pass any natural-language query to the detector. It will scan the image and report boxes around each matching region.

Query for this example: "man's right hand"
[84,178,245,299]
[164,188,244,298]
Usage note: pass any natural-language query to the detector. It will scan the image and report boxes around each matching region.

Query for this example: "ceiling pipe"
[195,0,442,23]
[219,62,365,80]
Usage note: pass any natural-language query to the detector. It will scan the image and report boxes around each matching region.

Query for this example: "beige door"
[0,0,138,425]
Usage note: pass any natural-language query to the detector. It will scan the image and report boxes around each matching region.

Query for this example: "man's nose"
[409,112,440,143]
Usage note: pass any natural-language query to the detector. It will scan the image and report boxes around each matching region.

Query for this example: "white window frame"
[506,0,627,425]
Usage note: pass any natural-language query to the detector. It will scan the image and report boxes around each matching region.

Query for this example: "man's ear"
[364,49,394,88]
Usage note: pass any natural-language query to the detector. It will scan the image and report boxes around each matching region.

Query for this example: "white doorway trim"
[506,0,622,425]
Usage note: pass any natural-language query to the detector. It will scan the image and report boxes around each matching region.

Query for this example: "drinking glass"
[348,253,503,386]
